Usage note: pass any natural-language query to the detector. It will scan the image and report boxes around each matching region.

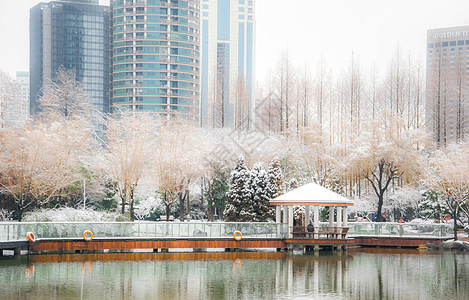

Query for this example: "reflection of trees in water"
[344,251,469,299]
[1,251,469,299]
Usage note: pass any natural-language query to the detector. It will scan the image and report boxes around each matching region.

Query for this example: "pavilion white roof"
[270,183,354,206]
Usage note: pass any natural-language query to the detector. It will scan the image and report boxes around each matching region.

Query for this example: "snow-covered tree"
[425,143,469,239]
[224,157,281,222]
[102,112,155,220]
[201,162,230,221]
[417,190,450,221]
[267,157,284,198]
[39,66,91,120]
[224,156,253,221]
[0,119,91,220]
[344,119,423,222]
[153,119,208,221]
[250,163,274,221]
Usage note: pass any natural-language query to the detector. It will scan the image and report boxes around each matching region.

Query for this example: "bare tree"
[426,144,469,240]
[346,118,424,221]
[0,119,91,220]
[154,119,207,221]
[103,112,155,220]
[39,66,92,120]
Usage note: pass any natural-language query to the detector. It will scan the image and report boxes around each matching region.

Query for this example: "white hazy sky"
[1,0,469,84]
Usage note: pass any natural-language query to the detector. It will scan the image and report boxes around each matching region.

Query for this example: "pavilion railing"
[290,226,349,239]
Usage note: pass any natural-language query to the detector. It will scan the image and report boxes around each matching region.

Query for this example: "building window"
[458,40,464,46]
[450,41,456,46]
[442,42,448,47]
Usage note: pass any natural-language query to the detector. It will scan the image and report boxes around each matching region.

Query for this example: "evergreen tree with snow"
[224,155,253,221]
[267,158,284,198]
[250,163,274,221]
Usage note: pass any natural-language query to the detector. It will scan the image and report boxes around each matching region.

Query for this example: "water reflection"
[0,249,468,299]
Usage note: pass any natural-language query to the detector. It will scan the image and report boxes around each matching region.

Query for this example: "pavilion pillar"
[343,207,348,227]
[305,205,311,224]
[276,205,281,237]
[337,206,342,228]
[329,206,334,227]
[276,206,281,223]
[313,206,319,239]
[288,205,294,238]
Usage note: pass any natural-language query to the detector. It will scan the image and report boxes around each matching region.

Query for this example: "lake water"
[0,249,468,299]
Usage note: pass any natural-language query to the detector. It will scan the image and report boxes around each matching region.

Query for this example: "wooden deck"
[350,236,448,247]
[23,237,356,253]
[2,235,450,255]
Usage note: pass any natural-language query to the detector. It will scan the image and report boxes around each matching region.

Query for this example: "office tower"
[200,0,255,129]
[110,0,200,120]
[30,0,110,116]
[426,26,469,146]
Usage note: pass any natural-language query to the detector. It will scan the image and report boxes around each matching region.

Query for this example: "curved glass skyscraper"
[111,0,200,119]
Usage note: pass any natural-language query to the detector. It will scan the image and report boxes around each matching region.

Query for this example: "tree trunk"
[453,205,458,241]
[17,204,23,222]
[179,193,185,222]
[376,194,385,222]
[129,188,135,221]
[164,193,171,221]
[165,205,170,221]
[121,194,126,215]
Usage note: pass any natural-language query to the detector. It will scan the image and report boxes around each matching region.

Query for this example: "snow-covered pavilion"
[270,183,354,238]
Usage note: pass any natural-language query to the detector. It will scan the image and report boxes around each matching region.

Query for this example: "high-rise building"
[30,0,110,116]
[0,71,30,128]
[200,0,255,129]
[426,26,469,146]
[13,71,30,125]
[110,0,200,119]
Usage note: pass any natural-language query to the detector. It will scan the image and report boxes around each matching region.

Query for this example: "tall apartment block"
[30,0,110,115]
[110,0,200,119]
[0,71,30,128]
[200,0,255,129]
[426,26,469,146]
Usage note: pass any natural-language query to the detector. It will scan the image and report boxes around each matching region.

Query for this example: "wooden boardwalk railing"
[291,226,350,239]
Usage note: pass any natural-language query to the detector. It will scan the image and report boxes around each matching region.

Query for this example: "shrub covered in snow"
[0,209,14,221]
[22,207,126,222]
[134,195,177,221]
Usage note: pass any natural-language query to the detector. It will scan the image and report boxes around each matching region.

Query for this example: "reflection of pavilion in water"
[2,250,469,299]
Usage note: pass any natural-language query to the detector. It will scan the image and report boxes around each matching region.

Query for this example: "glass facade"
[30,0,110,116]
[426,26,469,145]
[200,0,255,128]
[110,0,200,119]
